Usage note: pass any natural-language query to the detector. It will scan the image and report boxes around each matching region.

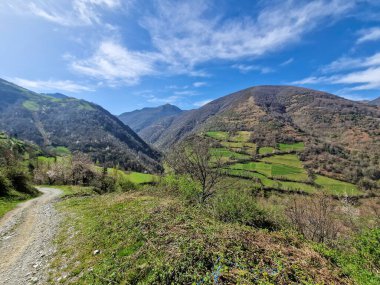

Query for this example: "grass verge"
[49,189,352,284]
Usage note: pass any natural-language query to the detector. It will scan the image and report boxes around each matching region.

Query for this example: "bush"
[161,174,201,203]
[316,228,380,285]
[286,194,339,243]
[211,189,276,229]
[92,168,117,194]
[0,169,13,195]
[116,176,137,192]
[7,167,37,195]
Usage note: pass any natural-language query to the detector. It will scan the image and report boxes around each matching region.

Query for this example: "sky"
[1,0,380,114]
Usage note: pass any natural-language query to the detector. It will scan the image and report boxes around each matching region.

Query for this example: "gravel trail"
[0,187,62,285]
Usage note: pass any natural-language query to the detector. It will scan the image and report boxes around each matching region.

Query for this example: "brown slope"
[152,86,380,152]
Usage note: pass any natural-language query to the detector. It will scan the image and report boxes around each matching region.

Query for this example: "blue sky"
[1,0,380,114]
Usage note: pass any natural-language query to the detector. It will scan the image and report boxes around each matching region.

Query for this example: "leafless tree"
[286,193,340,243]
[166,137,224,203]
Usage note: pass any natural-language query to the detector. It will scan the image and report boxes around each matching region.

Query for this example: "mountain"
[150,86,380,151]
[0,78,161,172]
[41,93,69,99]
[369,97,380,106]
[119,104,184,144]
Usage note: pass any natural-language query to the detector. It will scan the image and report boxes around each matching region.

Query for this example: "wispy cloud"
[15,0,123,26]
[280,58,294,66]
[357,27,380,44]
[193,81,207,87]
[70,41,159,85]
[193,99,212,107]
[14,0,356,87]
[145,95,180,105]
[9,77,93,93]
[141,0,353,72]
[293,52,380,90]
[232,64,273,74]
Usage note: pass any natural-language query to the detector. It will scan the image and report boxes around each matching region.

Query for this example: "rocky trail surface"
[0,187,62,285]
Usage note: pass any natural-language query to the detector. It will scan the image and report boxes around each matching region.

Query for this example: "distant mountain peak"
[118,104,184,142]
[369,96,380,106]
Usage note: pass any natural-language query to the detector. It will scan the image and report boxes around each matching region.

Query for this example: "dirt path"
[0,187,62,285]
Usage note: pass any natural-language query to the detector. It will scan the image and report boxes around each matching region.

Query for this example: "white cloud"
[232,64,273,74]
[138,0,353,75]
[322,52,380,73]
[24,0,355,86]
[21,0,122,26]
[193,99,212,107]
[173,90,198,96]
[193,81,207,87]
[293,52,380,90]
[280,58,294,66]
[357,27,380,44]
[70,41,159,85]
[146,95,180,105]
[9,77,93,93]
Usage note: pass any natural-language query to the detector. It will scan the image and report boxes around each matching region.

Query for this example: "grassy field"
[210,148,251,161]
[205,131,229,140]
[49,189,350,284]
[229,131,251,142]
[124,172,158,184]
[258,146,276,155]
[225,168,318,193]
[205,131,363,197]
[261,154,303,168]
[230,161,308,182]
[315,175,360,196]
[278,142,305,152]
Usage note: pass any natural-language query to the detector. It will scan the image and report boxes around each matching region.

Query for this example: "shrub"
[161,174,201,203]
[92,168,117,194]
[211,189,276,229]
[7,167,37,195]
[116,176,137,192]
[0,169,13,195]
[286,194,339,243]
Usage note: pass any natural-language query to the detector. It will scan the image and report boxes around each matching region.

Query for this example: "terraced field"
[205,131,362,196]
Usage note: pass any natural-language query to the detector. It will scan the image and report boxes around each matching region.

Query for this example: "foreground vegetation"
[0,133,40,216]
[49,182,379,284]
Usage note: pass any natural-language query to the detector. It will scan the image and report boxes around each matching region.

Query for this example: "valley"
[0,79,379,284]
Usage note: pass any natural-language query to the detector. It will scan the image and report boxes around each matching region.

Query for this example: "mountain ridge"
[119,103,184,144]
[0,78,161,172]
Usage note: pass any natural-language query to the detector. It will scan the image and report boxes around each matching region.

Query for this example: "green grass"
[230,161,308,182]
[210,148,251,161]
[229,131,251,142]
[220,142,257,155]
[50,190,349,284]
[205,131,229,140]
[22,100,40,111]
[315,175,361,196]
[278,142,305,152]
[258,146,276,155]
[0,198,22,218]
[261,154,304,168]
[225,168,317,193]
[124,172,158,184]
[0,191,36,218]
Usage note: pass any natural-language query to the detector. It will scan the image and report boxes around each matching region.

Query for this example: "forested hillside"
[0,79,161,173]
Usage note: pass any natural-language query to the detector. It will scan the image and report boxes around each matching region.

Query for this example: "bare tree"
[286,193,340,243]
[166,137,224,203]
